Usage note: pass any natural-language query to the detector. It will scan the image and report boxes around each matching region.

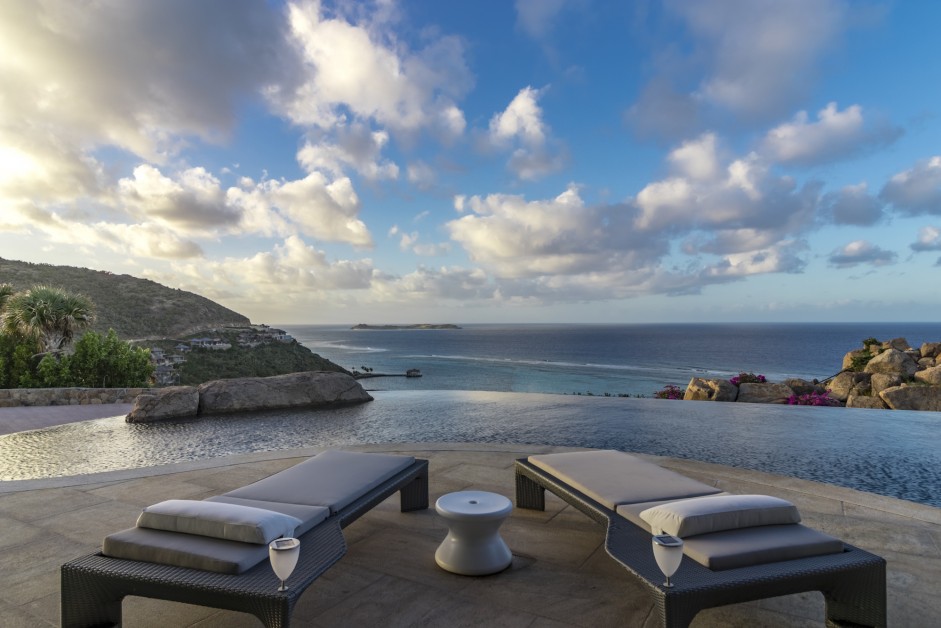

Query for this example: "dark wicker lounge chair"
[515,454,886,628]
[61,453,429,628]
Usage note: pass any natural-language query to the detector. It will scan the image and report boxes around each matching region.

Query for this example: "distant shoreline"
[351,324,461,330]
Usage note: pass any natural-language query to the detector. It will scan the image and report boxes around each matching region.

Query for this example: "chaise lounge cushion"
[616,494,731,531]
[639,494,801,537]
[222,450,416,514]
[528,450,722,510]
[681,523,844,570]
[137,499,303,545]
[204,496,330,536]
[102,527,270,574]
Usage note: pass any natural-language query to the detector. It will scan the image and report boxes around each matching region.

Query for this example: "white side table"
[435,490,513,575]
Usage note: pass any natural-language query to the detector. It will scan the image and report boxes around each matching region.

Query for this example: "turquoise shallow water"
[1,390,939,508]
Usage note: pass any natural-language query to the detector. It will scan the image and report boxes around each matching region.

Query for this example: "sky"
[2,0,941,325]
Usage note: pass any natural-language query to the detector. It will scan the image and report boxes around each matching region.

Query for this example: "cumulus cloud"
[515,0,569,40]
[633,134,822,253]
[820,183,885,226]
[828,240,897,268]
[674,0,846,120]
[406,161,435,189]
[448,186,665,278]
[910,226,941,252]
[487,86,565,180]
[297,124,399,180]
[624,78,700,141]
[271,1,472,139]
[761,103,902,165]
[880,156,941,215]
[118,165,240,233]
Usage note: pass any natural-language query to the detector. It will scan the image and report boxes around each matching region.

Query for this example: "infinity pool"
[1,391,939,507]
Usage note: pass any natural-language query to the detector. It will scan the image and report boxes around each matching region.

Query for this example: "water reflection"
[1,391,939,508]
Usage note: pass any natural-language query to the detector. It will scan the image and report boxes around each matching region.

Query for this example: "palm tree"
[0,284,13,311]
[0,285,96,355]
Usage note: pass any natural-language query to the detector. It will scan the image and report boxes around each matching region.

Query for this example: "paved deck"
[1,442,939,627]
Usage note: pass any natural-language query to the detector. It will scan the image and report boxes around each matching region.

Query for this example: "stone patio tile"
[0,486,110,520]
[32,499,142,545]
[0,515,43,548]
[0,598,56,628]
[87,476,208,505]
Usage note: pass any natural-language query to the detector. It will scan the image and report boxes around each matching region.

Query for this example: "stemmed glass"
[269,537,301,591]
[651,533,684,588]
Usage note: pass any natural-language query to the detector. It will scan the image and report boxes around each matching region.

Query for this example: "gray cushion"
[681,523,844,570]
[137,499,302,545]
[639,494,801,537]
[223,450,416,514]
[616,494,731,531]
[528,450,721,510]
[204,496,329,536]
[102,527,269,574]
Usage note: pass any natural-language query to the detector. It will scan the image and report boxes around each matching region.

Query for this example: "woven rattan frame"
[61,458,429,628]
[515,458,886,628]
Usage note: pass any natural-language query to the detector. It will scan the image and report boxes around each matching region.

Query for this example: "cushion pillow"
[640,494,801,537]
[137,499,302,545]
[103,527,269,574]
[528,450,722,510]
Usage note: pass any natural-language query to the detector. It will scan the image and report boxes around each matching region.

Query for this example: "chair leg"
[400,470,429,512]
[515,471,545,510]
[61,566,123,628]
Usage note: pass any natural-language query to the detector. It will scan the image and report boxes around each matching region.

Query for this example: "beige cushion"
[682,523,844,570]
[204,496,329,536]
[528,450,721,510]
[137,499,302,545]
[103,527,269,574]
[639,494,801,537]
[616,494,731,531]
[223,450,416,514]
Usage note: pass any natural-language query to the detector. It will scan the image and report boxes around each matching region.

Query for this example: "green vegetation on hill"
[151,329,348,385]
[0,258,248,339]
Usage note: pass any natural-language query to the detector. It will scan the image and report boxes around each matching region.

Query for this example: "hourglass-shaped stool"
[435,491,513,575]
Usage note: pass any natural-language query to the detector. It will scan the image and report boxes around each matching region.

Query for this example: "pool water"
[1,390,939,508]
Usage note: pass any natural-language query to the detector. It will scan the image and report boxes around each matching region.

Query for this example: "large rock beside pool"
[127,386,200,423]
[197,371,372,415]
[684,377,738,402]
[735,382,795,404]
[879,384,941,412]
[864,348,918,378]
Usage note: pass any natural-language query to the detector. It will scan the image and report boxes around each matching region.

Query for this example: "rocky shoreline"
[683,337,941,411]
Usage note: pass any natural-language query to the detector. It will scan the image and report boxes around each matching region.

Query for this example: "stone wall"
[0,387,145,407]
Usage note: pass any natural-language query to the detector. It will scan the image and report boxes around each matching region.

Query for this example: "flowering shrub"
[653,384,684,399]
[787,390,840,406]
[729,372,766,386]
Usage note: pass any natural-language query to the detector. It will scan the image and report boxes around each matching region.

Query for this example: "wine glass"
[651,533,684,587]
[269,537,301,591]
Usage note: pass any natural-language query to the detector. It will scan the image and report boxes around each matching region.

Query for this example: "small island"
[351,323,461,330]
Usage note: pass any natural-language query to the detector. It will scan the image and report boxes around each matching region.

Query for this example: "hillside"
[0,258,248,339]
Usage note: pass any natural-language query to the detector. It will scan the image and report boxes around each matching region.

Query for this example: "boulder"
[879,385,941,412]
[684,377,738,402]
[827,371,859,402]
[870,373,903,396]
[846,394,886,409]
[783,378,823,396]
[914,366,941,386]
[920,342,941,359]
[197,371,372,415]
[841,349,871,371]
[127,386,200,423]
[864,348,918,378]
[886,337,911,351]
[918,357,936,369]
[736,382,794,404]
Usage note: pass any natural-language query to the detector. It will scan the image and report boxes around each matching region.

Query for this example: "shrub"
[730,372,766,386]
[848,351,872,372]
[653,384,684,399]
[787,390,841,406]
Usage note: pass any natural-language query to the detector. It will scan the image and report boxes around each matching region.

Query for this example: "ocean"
[283,322,941,397]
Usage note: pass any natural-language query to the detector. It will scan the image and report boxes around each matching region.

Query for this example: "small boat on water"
[406,369,422,378]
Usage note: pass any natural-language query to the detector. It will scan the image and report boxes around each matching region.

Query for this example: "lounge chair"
[515,450,886,628]
[61,450,429,628]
